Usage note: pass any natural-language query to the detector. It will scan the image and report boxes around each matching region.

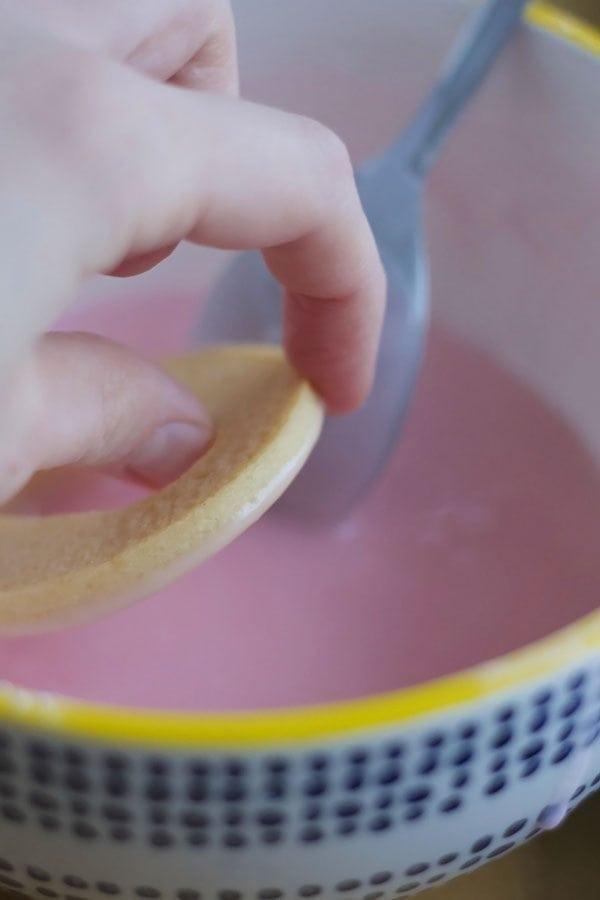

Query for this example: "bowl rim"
[0,2,598,750]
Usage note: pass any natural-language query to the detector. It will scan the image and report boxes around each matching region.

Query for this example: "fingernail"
[126,421,213,487]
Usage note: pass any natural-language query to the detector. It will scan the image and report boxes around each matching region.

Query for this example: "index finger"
[64,67,386,411]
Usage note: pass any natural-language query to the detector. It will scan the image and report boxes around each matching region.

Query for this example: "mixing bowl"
[0,2,599,898]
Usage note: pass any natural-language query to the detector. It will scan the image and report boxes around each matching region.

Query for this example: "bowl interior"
[0,0,598,714]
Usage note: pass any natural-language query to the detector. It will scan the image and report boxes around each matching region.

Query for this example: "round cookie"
[0,345,323,634]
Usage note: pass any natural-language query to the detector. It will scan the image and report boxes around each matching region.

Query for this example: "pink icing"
[0,291,598,711]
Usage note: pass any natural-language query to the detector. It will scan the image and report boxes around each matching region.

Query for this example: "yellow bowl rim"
[1,2,598,750]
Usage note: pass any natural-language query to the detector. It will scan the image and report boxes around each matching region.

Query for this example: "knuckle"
[300,118,354,183]
[293,117,356,218]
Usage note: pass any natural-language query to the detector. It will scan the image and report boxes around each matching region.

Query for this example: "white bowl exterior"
[1,658,600,898]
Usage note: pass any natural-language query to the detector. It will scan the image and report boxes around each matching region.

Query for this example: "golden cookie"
[0,345,323,634]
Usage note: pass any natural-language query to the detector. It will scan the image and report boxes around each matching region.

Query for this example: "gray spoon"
[197,0,527,523]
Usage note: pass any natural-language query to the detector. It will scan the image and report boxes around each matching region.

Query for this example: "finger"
[0,332,212,505]
[28,0,238,280]
[166,0,238,96]
[109,244,178,278]
[128,0,238,95]
[15,0,238,94]
[67,77,386,411]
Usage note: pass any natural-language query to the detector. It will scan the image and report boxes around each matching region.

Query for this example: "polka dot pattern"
[0,796,596,900]
[0,667,599,898]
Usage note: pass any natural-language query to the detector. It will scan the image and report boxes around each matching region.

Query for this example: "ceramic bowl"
[0,2,599,898]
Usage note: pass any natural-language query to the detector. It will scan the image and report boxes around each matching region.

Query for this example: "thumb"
[0,332,212,505]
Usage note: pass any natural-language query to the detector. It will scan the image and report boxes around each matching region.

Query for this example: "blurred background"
[556,0,598,23]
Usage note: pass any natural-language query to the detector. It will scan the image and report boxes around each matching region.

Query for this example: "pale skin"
[0,0,386,506]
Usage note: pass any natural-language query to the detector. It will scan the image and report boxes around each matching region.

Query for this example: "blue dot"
[257,810,284,827]
[335,880,361,894]
[567,672,586,691]
[223,832,245,849]
[369,873,392,886]
[265,781,285,801]
[222,784,245,803]
[453,772,469,789]
[186,833,210,849]
[303,778,326,798]
[471,835,493,853]
[404,806,424,822]
[348,749,368,766]
[369,814,392,832]
[438,853,458,866]
[570,786,585,802]
[336,801,360,818]
[300,825,323,843]
[337,820,356,837]
[308,755,328,771]
[425,732,445,749]
[559,722,575,741]
[266,758,288,775]
[344,771,364,791]
[551,742,574,764]
[534,689,553,706]
[452,745,473,766]
[405,863,428,877]
[485,775,507,795]
[440,796,462,813]
[560,694,583,718]
[298,883,321,897]
[459,723,478,740]
[417,753,438,776]
[224,760,245,778]
[262,828,282,845]
[497,706,515,722]
[520,739,544,760]
[584,727,600,747]
[405,786,430,803]
[303,803,321,822]
[504,818,527,837]
[376,792,393,810]
[377,764,401,786]
[528,710,548,733]
[489,755,507,773]
[490,726,513,750]
[223,810,243,827]
[487,842,515,859]
[521,758,541,779]
[385,742,404,759]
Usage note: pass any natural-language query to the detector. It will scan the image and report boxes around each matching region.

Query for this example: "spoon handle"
[402,0,527,177]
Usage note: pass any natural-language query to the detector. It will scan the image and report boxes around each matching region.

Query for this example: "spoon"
[197,0,527,524]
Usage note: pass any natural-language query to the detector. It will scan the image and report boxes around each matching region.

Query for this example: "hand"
[0,0,385,505]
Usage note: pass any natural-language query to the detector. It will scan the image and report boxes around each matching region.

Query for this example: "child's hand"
[0,0,385,505]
